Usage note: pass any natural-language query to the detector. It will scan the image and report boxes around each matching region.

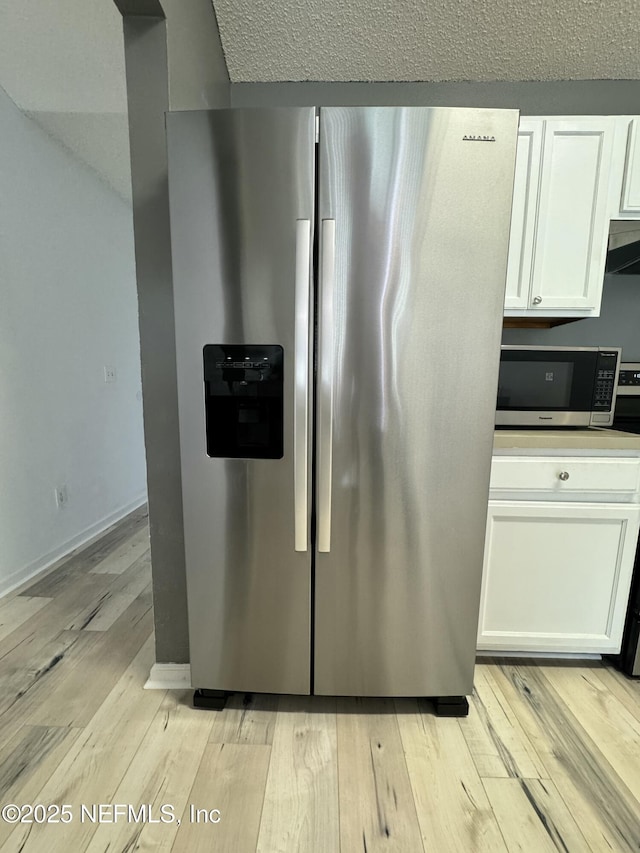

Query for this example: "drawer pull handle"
[533,295,543,305]
[558,471,570,481]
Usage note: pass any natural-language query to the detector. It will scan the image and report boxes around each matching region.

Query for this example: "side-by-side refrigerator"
[166,107,519,714]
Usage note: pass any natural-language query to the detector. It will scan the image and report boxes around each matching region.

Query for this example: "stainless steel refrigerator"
[166,107,518,715]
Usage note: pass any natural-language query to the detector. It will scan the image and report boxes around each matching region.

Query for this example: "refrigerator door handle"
[318,219,336,553]
[294,219,311,552]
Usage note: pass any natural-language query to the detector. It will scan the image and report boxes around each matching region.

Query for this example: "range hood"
[606,221,640,275]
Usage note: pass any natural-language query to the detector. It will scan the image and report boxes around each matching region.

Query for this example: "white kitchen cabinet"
[621,119,640,215]
[478,501,640,653]
[478,453,640,654]
[504,117,616,318]
[609,117,640,218]
[503,121,542,309]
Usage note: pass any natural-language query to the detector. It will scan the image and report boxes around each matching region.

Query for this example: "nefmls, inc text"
[0,803,222,826]
[81,804,222,824]
[81,804,177,823]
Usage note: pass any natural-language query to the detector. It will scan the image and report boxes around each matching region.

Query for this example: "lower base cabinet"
[477,500,640,654]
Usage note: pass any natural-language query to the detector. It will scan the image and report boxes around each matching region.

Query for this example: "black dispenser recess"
[203,345,284,459]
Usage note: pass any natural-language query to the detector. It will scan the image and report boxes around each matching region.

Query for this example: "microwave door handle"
[318,219,335,553]
[294,219,311,552]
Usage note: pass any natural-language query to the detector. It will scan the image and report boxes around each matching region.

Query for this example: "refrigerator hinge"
[315,115,320,144]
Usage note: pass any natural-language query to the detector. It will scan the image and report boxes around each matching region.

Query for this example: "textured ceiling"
[2,0,638,206]
[0,0,131,199]
[0,0,127,113]
[212,0,640,83]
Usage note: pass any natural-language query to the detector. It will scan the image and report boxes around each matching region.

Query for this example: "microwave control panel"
[593,351,619,412]
[592,351,620,410]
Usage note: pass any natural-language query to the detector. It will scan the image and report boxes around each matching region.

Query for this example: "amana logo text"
[462,135,496,142]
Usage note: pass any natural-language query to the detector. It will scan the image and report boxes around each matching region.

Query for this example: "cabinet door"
[477,501,640,653]
[529,120,615,312]
[621,118,640,216]
[504,121,542,309]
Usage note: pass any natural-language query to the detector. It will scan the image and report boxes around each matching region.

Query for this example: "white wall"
[0,87,147,595]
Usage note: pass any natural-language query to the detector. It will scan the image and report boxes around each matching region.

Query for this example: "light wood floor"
[0,507,639,852]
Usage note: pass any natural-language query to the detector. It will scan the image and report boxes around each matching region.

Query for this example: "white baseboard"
[145,663,191,690]
[476,650,601,660]
[0,493,147,599]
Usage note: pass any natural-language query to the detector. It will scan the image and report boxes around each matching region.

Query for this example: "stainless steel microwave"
[496,346,621,428]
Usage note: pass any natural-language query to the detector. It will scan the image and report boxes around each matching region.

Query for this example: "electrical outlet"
[55,484,69,509]
[104,365,117,383]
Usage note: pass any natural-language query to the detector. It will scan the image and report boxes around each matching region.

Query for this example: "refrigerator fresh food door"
[314,107,519,697]
[167,109,315,694]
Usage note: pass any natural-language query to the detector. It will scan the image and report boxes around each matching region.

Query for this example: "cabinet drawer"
[490,456,640,495]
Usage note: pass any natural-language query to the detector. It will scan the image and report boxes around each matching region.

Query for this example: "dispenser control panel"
[203,345,284,458]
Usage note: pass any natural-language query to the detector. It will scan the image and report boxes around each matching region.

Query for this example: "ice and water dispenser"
[203,345,284,459]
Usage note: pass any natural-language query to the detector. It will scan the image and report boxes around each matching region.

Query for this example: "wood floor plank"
[460,665,547,780]
[594,662,640,723]
[0,714,30,757]
[460,696,510,779]
[396,698,507,853]
[520,777,601,852]
[483,777,590,853]
[84,689,215,853]
[0,725,82,847]
[66,555,151,632]
[336,697,424,853]
[0,630,91,728]
[24,507,148,598]
[90,526,150,575]
[25,589,153,727]
[83,568,151,632]
[63,591,112,632]
[487,659,640,853]
[0,635,164,853]
[0,572,112,665]
[539,663,640,802]
[0,574,117,731]
[209,692,280,745]
[171,742,271,853]
[0,596,52,643]
[256,695,338,853]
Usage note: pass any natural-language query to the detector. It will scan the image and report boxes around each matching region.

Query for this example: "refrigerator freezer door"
[314,107,519,697]
[167,109,315,694]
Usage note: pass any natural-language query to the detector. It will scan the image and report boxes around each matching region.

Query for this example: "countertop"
[493,428,640,452]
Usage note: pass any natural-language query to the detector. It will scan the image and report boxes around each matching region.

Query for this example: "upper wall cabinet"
[609,117,640,218]
[503,121,541,311]
[505,117,616,318]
